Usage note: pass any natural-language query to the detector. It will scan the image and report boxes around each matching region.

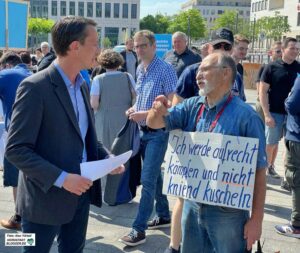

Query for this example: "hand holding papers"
[80,150,132,181]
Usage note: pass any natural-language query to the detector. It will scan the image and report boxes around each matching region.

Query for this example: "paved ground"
[0,89,299,253]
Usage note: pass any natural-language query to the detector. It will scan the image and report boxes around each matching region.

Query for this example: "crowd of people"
[0,15,299,253]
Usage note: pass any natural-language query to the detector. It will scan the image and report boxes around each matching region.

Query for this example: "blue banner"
[0,0,29,49]
[154,34,172,58]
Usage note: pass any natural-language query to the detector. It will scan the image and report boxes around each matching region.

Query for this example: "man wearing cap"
[163,31,201,78]
[165,28,246,253]
[148,52,267,253]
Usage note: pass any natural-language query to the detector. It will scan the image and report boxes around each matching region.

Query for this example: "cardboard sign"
[163,130,259,211]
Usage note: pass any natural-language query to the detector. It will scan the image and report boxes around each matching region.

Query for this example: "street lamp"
[252,14,256,51]
[187,15,191,46]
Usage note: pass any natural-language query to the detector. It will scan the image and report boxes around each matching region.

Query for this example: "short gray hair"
[172,31,188,42]
[216,53,237,85]
[41,41,49,48]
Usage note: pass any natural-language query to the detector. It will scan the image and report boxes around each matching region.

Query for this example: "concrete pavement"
[0,89,299,253]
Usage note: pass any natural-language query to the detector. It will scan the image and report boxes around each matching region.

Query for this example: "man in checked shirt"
[119,30,177,246]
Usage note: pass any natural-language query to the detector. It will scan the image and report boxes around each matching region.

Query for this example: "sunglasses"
[275,50,282,54]
[213,43,232,51]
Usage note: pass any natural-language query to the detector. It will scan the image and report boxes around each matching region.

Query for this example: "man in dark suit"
[5,16,124,253]
[37,41,56,71]
[120,38,138,80]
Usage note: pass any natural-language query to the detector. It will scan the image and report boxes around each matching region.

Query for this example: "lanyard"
[195,95,233,132]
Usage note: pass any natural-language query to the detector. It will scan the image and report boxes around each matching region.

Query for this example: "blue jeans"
[181,200,249,253]
[22,193,90,253]
[133,129,170,232]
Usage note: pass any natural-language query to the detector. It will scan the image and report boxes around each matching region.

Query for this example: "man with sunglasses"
[260,37,300,179]
[164,28,246,253]
[147,52,267,253]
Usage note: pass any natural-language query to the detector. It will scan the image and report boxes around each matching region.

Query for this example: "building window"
[61,1,66,16]
[114,3,120,18]
[69,1,75,15]
[217,10,223,14]
[96,3,102,17]
[105,3,111,18]
[265,0,268,9]
[42,1,48,18]
[97,28,102,46]
[297,13,300,26]
[239,10,243,15]
[131,4,137,19]
[51,1,57,16]
[87,2,93,17]
[123,3,128,18]
[78,2,84,16]
[251,3,254,12]
[211,10,215,15]
[105,27,119,46]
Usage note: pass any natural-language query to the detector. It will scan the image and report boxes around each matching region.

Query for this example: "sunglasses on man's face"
[213,43,232,51]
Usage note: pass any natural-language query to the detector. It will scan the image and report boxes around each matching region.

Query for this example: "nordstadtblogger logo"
[27,238,34,246]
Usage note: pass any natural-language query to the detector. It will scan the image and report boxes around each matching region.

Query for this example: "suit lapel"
[48,65,82,140]
[80,84,94,130]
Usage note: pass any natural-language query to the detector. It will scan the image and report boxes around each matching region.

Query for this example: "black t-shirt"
[256,64,265,83]
[260,59,300,114]
[237,63,244,77]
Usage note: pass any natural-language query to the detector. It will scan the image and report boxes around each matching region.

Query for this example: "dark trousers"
[285,140,300,227]
[22,193,90,253]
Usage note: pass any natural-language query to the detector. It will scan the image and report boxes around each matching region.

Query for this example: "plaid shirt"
[135,56,177,125]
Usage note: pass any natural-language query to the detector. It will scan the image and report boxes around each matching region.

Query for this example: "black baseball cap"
[210,28,234,46]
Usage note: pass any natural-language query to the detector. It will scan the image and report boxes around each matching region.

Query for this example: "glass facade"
[61,1,66,16]
[131,4,137,19]
[105,27,119,46]
[51,1,57,16]
[31,0,48,18]
[69,1,75,15]
[122,3,128,18]
[96,3,102,17]
[105,3,111,18]
[114,3,120,18]
[78,2,84,16]
[87,2,93,17]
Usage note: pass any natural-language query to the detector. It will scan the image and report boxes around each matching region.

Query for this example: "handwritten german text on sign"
[163,130,259,210]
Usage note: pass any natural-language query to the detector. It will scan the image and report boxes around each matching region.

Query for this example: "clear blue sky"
[140,0,186,18]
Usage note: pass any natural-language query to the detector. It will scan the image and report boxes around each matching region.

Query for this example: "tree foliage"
[140,14,170,33]
[28,18,54,35]
[167,9,206,40]
[103,37,111,48]
[255,12,290,40]
[213,10,252,38]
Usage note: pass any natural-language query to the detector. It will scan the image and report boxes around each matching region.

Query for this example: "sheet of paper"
[80,150,132,181]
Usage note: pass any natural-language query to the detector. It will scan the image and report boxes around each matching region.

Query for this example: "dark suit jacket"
[37,52,56,72]
[5,64,109,225]
[120,50,138,73]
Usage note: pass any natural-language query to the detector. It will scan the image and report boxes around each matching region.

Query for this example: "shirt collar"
[203,91,231,112]
[140,55,159,74]
[54,61,84,89]
[174,47,189,56]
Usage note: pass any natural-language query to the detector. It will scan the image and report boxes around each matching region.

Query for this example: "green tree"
[28,18,54,48]
[28,18,54,34]
[103,37,111,48]
[140,14,170,33]
[213,10,252,37]
[256,12,290,41]
[167,9,206,40]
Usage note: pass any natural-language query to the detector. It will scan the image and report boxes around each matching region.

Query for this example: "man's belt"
[140,125,165,132]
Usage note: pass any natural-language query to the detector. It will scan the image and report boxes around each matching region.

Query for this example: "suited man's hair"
[0,51,22,67]
[51,16,97,56]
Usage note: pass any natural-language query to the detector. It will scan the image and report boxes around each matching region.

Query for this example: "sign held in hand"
[163,130,259,211]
